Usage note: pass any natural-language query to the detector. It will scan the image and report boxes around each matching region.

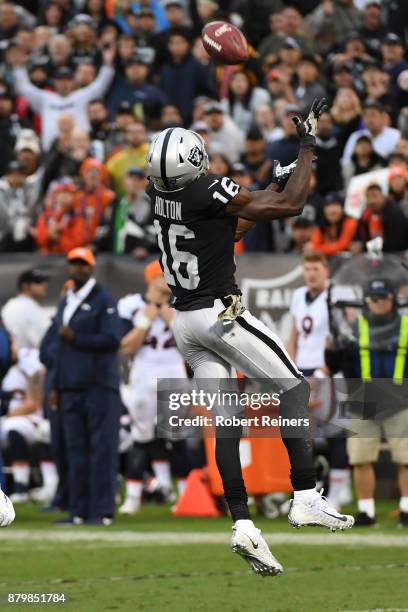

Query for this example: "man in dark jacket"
[158,31,215,125]
[107,54,166,124]
[46,247,122,524]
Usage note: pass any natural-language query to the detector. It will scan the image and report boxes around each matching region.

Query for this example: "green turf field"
[1,501,407,612]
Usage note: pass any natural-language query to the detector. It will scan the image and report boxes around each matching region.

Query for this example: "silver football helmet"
[147,127,209,191]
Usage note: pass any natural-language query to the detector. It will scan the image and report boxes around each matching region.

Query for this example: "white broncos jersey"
[2,348,43,418]
[290,287,329,371]
[118,293,186,376]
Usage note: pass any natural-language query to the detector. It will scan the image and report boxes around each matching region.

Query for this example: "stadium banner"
[0,254,306,340]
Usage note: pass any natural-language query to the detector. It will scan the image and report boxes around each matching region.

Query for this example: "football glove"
[292,98,328,150]
[271,159,298,187]
[0,489,15,527]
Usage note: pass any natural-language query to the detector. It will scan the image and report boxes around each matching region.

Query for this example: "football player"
[146,99,354,577]
[118,260,190,513]
[288,251,352,509]
[1,347,58,504]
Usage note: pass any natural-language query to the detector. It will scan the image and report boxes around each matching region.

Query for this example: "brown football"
[202,21,248,65]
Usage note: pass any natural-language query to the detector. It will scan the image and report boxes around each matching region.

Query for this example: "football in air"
[202,21,249,65]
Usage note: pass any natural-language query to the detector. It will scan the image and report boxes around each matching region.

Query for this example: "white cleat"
[288,489,354,532]
[118,499,141,515]
[0,490,15,527]
[9,492,29,504]
[29,487,56,504]
[231,525,283,577]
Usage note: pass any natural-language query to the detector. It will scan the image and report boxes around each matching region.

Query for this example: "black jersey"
[147,173,241,311]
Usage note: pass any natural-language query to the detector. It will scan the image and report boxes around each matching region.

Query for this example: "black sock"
[279,378,316,491]
[215,425,250,521]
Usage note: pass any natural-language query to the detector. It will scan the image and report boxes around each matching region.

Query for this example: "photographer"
[325,279,408,528]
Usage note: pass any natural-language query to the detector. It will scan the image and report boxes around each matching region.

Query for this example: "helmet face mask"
[147,127,209,192]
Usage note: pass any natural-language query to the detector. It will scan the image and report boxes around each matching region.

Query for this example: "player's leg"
[1,417,36,502]
[190,301,354,530]
[30,420,59,504]
[173,314,282,576]
[118,441,149,514]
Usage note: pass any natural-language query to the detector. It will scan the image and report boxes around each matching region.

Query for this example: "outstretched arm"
[227,99,327,223]
[234,161,297,241]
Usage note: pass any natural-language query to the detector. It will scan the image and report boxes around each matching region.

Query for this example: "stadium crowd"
[1,0,408,526]
[0,0,407,256]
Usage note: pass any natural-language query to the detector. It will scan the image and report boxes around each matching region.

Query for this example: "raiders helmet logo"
[187,145,204,168]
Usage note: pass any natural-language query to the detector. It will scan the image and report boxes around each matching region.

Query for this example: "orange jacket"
[75,187,115,244]
[36,206,87,254]
[311,216,357,256]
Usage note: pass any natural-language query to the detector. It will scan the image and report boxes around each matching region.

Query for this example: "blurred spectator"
[380,33,408,92]
[266,105,300,166]
[342,101,401,165]
[66,14,100,64]
[154,0,194,68]
[209,153,231,177]
[358,2,386,60]
[107,101,137,153]
[331,63,355,97]
[265,66,296,106]
[12,44,115,150]
[41,129,93,194]
[307,0,362,54]
[294,54,327,114]
[107,54,166,124]
[278,36,302,71]
[311,192,357,256]
[315,111,343,195]
[0,3,36,41]
[330,87,362,151]
[253,103,284,142]
[40,1,65,32]
[1,269,50,349]
[158,31,215,124]
[388,166,408,209]
[111,167,157,257]
[342,134,386,187]
[0,161,37,252]
[362,63,394,114]
[74,60,97,88]
[220,71,270,134]
[159,103,183,129]
[355,183,408,253]
[46,35,73,76]
[0,89,26,177]
[204,101,245,164]
[77,158,115,250]
[258,8,313,61]
[35,181,86,254]
[286,217,315,254]
[87,99,112,159]
[241,127,272,188]
[106,121,149,196]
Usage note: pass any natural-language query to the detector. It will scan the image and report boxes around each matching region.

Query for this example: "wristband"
[299,135,316,151]
[137,315,152,331]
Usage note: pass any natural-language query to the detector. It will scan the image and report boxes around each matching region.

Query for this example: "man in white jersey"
[1,347,57,503]
[118,260,190,513]
[288,251,351,508]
